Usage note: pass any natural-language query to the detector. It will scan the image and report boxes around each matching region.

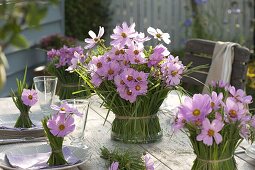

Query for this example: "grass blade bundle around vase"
[47,46,90,100]
[10,68,39,128]
[173,81,255,170]
[69,22,192,143]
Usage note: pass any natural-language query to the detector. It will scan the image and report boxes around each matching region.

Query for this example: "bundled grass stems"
[42,117,67,166]
[10,68,33,128]
[187,122,241,170]
[100,146,146,170]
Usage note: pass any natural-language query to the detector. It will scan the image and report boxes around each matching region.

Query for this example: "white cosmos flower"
[84,26,104,49]
[147,27,171,44]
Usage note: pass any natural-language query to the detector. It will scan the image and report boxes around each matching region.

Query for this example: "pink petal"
[196,134,204,141]
[214,133,223,144]
[84,38,94,44]
[203,136,213,146]
[202,118,211,130]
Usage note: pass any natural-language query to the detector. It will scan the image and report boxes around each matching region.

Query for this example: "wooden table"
[0,92,255,170]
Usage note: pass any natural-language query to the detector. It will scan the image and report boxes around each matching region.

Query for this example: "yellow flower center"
[127,75,133,81]
[171,70,178,76]
[58,124,65,131]
[120,49,125,54]
[211,102,215,108]
[28,95,33,100]
[229,110,237,118]
[96,62,102,68]
[193,109,201,116]
[115,50,120,55]
[126,90,132,96]
[94,38,99,42]
[135,85,141,91]
[134,58,140,63]
[137,77,142,81]
[121,32,127,38]
[207,129,214,136]
[156,33,161,38]
[108,69,114,75]
[60,108,65,111]
[134,50,139,55]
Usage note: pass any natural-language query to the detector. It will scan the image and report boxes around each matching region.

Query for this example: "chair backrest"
[182,39,250,90]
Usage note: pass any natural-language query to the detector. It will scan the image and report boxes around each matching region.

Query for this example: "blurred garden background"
[0,0,254,107]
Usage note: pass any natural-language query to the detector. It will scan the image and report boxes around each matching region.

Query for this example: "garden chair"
[182,39,250,91]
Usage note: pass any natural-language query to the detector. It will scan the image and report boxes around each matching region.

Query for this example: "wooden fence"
[109,0,254,50]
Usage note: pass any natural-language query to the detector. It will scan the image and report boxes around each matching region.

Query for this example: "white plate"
[0,113,44,139]
[0,144,90,170]
[246,144,255,159]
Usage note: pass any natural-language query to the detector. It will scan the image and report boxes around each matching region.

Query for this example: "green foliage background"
[65,0,111,41]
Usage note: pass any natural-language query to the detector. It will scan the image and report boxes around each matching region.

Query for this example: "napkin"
[5,147,81,169]
[202,41,239,93]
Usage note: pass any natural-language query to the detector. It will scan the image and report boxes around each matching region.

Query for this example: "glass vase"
[47,137,67,166]
[58,82,88,100]
[14,112,33,128]
[192,155,236,170]
[111,113,163,143]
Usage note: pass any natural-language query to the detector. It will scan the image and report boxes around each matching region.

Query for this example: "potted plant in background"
[71,22,194,143]
[172,80,254,169]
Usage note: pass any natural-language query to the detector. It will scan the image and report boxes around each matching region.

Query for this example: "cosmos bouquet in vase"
[173,81,254,170]
[71,22,191,143]
[47,46,90,100]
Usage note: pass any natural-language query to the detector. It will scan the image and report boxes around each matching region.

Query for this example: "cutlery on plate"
[0,137,47,145]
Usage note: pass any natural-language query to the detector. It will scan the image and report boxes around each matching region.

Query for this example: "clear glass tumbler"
[63,99,90,148]
[33,76,58,115]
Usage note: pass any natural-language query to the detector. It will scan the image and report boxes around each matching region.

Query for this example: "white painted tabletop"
[0,91,254,170]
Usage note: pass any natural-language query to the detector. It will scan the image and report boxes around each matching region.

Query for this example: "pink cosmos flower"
[224,97,245,121]
[51,101,82,117]
[172,113,186,132]
[109,161,119,170]
[144,154,154,170]
[84,26,104,49]
[91,73,103,87]
[147,27,171,44]
[118,87,137,103]
[66,51,87,71]
[21,89,38,106]
[179,94,212,125]
[126,44,146,64]
[228,86,252,104]
[210,91,223,111]
[196,118,224,146]
[110,22,138,48]
[47,113,75,137]
[133,32,151,46]
[148,44,170,67]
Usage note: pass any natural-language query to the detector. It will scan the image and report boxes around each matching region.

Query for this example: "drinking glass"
[33,76,58,115]
[63,99,90,148]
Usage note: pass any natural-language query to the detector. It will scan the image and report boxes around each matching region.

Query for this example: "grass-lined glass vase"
[99,81,170,143]
[172,81,255,169]
[47,46,90,100]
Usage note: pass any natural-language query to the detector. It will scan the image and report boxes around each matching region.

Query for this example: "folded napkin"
[203,41,239,93]
[5,147,80,169]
